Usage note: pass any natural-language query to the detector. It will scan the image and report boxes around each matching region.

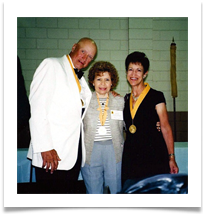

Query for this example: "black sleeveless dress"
[122,88,170,185]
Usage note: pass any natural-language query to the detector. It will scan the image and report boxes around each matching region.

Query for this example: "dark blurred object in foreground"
[17,56,31,148]
[120,173,188,194]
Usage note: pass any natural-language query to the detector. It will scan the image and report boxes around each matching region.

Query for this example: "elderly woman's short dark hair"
[88,61,119,91]
[125,51,150,73]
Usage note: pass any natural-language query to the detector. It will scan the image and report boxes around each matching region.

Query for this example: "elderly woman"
[81,61,124,194]
[122,51,178,186]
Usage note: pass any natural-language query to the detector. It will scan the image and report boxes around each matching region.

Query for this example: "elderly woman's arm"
[156,103,179,174]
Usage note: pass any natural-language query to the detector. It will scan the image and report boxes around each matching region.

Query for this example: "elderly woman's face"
[93,71,112,98]
[127,62,145,87]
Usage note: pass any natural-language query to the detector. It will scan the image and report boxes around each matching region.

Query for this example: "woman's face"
[93,71,112,98]
[127,62,146,87]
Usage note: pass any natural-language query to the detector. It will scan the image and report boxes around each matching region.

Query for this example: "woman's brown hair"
[88,61,119,91]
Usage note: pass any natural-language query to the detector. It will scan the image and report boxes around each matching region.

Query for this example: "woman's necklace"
[132,93,139,102]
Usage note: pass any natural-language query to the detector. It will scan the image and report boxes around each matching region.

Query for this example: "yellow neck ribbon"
[130,83,150,120]
[66,55,81,92]
[96,93,109,126]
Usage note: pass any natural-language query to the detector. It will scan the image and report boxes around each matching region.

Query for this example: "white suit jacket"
[27,55,92,170]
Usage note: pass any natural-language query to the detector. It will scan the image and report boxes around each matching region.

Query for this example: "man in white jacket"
[27,37,97,193]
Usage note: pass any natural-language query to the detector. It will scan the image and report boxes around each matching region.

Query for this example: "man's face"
[70,40,97,70]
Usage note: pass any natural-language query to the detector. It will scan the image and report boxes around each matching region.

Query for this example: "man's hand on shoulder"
[111,90,121,97]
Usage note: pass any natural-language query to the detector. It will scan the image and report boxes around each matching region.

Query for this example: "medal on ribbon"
[129,124,137,134]
[97,93,109,135]
[129,83,150,134]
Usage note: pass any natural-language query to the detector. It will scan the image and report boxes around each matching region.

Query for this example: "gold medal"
[129,124,137,134]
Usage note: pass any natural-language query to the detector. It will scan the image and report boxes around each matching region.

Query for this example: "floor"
[17,181,86,194]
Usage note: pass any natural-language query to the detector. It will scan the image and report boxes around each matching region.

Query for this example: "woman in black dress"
[122,51,178,185]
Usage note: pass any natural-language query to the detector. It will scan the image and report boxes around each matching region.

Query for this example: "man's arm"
[29,59,61,172]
